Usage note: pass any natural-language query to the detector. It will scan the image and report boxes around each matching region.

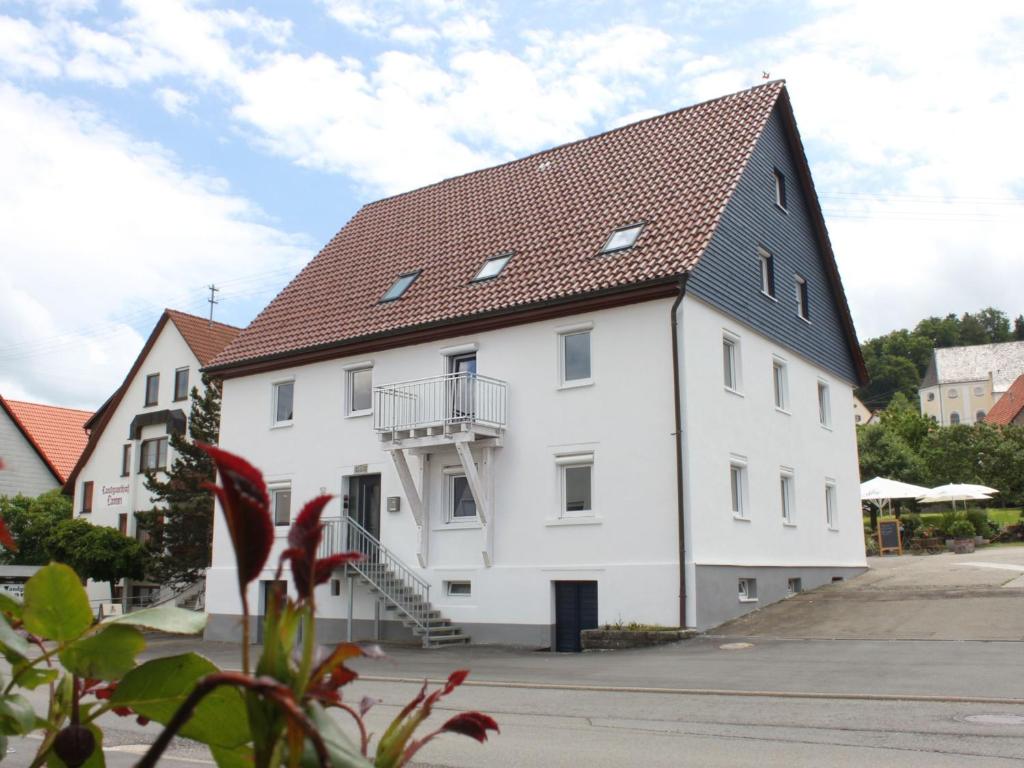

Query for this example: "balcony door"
[448,353,476,422]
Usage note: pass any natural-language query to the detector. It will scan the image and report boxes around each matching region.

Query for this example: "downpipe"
[670,274,690,628]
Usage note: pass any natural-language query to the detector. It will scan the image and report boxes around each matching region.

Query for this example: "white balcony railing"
[373,372,508,433]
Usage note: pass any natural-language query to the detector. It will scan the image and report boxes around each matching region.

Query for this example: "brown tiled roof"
[0,397,92,483]
[986,374,1024,425]
[63,309,241,493]
[211,81,790,370]
[166,310,242,366]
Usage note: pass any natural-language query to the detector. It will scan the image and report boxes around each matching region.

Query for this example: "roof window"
[472,253,511,282]
[381,271,420,302]
[601,223,644,254]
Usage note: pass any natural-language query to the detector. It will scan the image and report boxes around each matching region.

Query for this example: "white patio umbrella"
[860,477,931,518]
[917,483,998,510]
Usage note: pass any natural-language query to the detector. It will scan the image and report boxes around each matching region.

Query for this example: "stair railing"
[319,516,432,645]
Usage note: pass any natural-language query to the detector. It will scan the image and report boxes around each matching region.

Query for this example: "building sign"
[103,484,130,507]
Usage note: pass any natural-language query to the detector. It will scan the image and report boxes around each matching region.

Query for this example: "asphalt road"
[7,549,1024,766]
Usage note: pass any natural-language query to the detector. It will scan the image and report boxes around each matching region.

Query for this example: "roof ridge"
[164,307,242,331]
[364,79,787,209]
[2,398,93,415]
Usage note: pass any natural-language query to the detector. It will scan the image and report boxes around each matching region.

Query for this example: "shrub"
[965,509,992,538]
[947,519,976,539]
[864,532,880,556]
[901,513,923,540]
[938,510,962,537]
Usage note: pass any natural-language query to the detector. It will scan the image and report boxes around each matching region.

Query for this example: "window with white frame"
[949,412,960,425]
[560,329,591,384]
[729,456,748,519]
[817,380,831,427]
[445,469,477,521]
[270,486,291,527]
[772,358,789,411]
[774,169,787,210]
[738,578,757,602]
[825,479,838,529]
[446,581,472,596]
[975,410,986,423]
[273,380,294,425]
[723,332,741,392]
[780,469,795,524]
[139,437,168,472]
[557,453,593,517]
[759,248,775,297]
[346,365,373,415]
[795,275,809,320]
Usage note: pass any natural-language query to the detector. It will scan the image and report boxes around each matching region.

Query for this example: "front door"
[348,474,381,542]
[554,581,598,652]
[448,353,477,421]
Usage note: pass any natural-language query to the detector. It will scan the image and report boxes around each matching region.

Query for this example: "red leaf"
[198,444,273,589]
[0,458,5,470]
[0,514,17,553]
[443,669,469,695]
[112,707,133,718]
[283,495,332,599]
[440,712,499,743]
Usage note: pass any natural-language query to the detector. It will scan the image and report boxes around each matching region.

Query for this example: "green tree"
[914,314,962,348]
[1014,314,1024,341]
[957,312,989,345]
[139,375,221,588]
[974,307,1011,343]
[0,490,72,565]
[44,518,149,594]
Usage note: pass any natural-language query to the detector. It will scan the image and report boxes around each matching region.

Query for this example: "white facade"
[0,409,59,498]
[206,294,865,642]
[71,321,203,604]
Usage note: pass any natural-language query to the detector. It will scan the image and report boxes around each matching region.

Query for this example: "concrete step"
[412,624,462,636]
[424,633,470,647]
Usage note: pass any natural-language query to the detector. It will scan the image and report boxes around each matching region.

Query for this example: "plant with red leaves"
[0,447,497,767]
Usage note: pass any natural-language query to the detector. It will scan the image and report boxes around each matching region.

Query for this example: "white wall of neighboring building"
[207,299,682,637]
[678,296,865,628]
[0,410,58,498]
[71,323,202,602]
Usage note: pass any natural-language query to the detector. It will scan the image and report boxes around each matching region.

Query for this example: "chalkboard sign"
[877,519,902,555]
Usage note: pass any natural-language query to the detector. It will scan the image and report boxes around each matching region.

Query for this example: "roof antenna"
[762,71,771,80]
[207,284,220,327]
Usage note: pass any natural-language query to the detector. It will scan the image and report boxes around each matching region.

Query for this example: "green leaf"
[110,653,248,748]
[0,615,31,658]
[12,665,58,690]
[59,625,144,681]
[303,702,372,768]
[0,593,23,621]
[103,605,206,635]
[211,744,254,768]
[22,564,92,642]
[0,693,37,734]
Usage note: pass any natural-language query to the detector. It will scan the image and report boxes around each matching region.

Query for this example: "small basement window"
[601,223,643,253]
[473,253,511,281]
[787,578,802,596]
[446,581,472,597]
[381,271,420,302]
[738,578,757,602]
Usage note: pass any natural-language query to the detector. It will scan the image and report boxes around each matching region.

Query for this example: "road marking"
[953,562,1024,572]
[357,674,1024,706]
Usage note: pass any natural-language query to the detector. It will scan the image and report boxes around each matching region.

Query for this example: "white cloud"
[0,83,309,408]
[0,15,61,77]
[389,23,438,46]
[154,86,192,115]
[440,15,491,44]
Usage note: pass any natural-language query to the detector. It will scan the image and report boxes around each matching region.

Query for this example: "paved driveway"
[715,544,1024,640]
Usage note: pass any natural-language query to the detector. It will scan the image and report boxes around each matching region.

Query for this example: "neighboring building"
[0,396,91,498]
[204,80,868,648]
[852,396,876,426]
[919,341,1024,425]
[65,310,240,605]
[986,374,1024,426]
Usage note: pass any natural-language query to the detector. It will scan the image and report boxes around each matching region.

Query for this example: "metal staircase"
[319,517,469,648]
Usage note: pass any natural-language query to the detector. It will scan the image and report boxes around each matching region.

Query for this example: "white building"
[204,81,868,649]
[0,396,91,498]
[919,341,1024,426]
[66,310,240,605]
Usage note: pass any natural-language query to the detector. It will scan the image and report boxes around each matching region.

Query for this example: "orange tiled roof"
[0,397,92,483]
[166,310,242,366]
[986,374,1024,425]
[211,81,788,369]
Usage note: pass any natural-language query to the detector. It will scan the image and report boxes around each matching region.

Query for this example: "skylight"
[472,253,511,282]
[381,271,420,302]
[601,223,644,253]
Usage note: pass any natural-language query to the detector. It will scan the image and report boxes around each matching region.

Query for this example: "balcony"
[373,372,507,445]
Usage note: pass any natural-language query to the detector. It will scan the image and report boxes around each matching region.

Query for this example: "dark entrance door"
[257,579,288,643]
[554,581,598,652]
[348,474,381,543]
[448,353,476,421]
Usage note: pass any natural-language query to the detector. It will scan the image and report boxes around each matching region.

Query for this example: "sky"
[1,0,1022,409]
